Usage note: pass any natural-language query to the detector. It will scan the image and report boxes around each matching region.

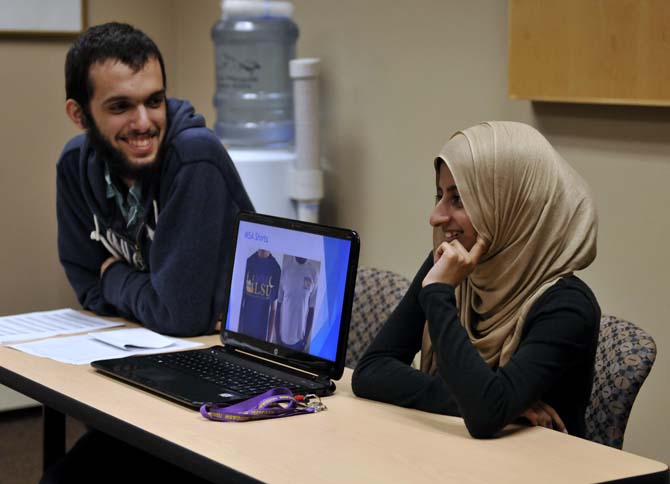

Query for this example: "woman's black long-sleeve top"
[351,253,600,439]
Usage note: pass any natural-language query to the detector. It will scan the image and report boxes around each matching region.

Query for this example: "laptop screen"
[222,213,358,377]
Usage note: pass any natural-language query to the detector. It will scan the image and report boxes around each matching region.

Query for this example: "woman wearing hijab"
[351,121,600,439]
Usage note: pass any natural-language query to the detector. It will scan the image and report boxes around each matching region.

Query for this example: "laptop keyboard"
[147,350,318,396]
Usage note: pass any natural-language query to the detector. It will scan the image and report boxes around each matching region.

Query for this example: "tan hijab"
[421,121,597,373]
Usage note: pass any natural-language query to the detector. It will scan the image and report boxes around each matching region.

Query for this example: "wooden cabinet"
[508,0,670,106]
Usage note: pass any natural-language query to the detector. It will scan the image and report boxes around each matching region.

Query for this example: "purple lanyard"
[200,387,327,422]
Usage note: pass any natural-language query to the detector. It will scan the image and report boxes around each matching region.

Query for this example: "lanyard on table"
[200,387,327,422]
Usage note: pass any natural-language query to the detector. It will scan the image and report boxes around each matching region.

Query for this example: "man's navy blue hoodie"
[57,99,253,336]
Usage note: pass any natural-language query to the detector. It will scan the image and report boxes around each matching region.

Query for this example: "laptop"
[92,212,360,409]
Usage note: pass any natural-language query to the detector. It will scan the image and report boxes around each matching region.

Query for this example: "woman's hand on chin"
[423,236,488,288]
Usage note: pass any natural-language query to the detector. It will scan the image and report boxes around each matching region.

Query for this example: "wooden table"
[0,326,667,483]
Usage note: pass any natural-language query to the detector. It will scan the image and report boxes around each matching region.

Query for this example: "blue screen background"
[225,221,351,362]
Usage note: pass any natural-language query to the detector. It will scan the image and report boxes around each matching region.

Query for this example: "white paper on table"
[90,328,177,350]
[0,309,123,344]
[8,331,203,365]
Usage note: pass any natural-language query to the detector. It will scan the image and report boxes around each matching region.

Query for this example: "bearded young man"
[58,22,253,336]
[43,22,254,483]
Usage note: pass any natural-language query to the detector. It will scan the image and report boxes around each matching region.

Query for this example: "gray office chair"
[345,266,410,369]
[585,314,657,449]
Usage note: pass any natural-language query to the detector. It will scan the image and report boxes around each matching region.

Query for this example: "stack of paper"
[8,328,203,365]
[0,309,123,343]
[0,309,203,364]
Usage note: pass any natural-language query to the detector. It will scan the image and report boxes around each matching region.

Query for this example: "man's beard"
[85,112,162,182]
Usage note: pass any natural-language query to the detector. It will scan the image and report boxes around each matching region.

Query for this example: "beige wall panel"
[0,39,80,315]
[171,0,219,125]
[88,0,178,86]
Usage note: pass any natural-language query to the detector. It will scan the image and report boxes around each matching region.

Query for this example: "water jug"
[212,0,299,147]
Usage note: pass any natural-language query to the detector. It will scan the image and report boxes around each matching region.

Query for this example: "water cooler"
[212,0,323,222]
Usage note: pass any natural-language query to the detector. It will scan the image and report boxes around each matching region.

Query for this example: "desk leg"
[42,406,66,471]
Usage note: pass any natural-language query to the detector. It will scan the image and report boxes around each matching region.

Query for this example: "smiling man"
[45,22,253,484]
[57,22,254,336]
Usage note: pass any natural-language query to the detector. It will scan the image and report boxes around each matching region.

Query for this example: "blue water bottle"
[212,0,299,147]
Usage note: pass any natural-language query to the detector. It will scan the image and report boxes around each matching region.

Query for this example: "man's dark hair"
[65,22,166,110]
